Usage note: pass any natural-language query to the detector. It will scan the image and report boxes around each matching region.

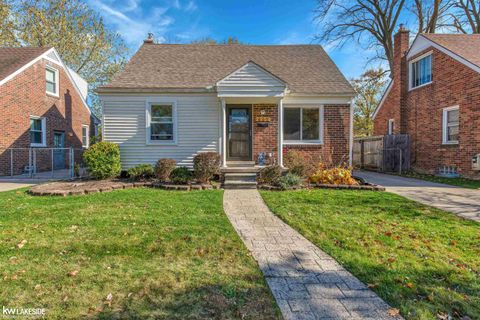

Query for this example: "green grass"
[260,189,480,320]
[400,171,480,189]
[0,188,279,319]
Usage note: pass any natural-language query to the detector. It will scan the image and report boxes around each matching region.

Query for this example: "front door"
[53,131,65,169]
[227,106,251,160]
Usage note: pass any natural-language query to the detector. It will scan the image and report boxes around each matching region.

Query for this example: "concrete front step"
[224,173,257,182]
[221,167,260,173]
[226,161,256,168]
[223,180,257,189]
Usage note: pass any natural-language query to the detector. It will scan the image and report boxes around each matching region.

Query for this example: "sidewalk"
[223,189,401,320]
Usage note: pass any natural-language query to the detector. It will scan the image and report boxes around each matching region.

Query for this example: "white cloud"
[88,0,174,47]
[184,1,197,12]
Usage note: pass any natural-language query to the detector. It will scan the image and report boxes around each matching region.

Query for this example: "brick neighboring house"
[0,47,95,176]
[97,40,355,172]
[373,27,480,178]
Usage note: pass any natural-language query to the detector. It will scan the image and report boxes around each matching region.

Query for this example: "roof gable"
[407,34,480,73]
[98,44,354,96]
[216,61,286,97]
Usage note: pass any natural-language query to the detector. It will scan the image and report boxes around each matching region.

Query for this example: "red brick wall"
[406,48,480,178]
[252,104,278,164]
[283,105,351,166]
[0,58,91,175]
[373,38,480,178]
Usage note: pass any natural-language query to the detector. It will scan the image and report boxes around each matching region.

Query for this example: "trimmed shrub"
[309,166,358,185]
[83,141,121,179]
[257,165,282,185]
[275,173,302,190]
[170,167,193,184]
[284,150,319,177]
[155,158,177,181]
[127,164,155,181]
[193,152,221,183]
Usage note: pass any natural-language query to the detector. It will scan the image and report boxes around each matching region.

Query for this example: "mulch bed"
[28,179,220,197]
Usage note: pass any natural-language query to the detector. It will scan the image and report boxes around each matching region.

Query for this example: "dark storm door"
[53,131,65,169]
[227,106,251,160]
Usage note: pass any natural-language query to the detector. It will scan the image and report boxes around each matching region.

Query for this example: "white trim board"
[407,34,480,74]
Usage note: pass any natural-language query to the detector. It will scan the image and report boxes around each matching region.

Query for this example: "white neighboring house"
[97,39,355,169]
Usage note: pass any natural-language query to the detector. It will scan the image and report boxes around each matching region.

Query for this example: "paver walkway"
[223,189,401,320]
[355,171,480,223]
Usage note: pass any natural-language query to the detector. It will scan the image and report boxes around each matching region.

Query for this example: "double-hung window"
[410,54,432,89]
[46,66,59,96]
[387,119,395,135]
[147,103,176,144]
[283,106,323,143]
[442,106,459,144]
[30,116,46,147]
[82,125,89,148]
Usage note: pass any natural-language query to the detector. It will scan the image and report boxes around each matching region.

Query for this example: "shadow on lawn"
[90,283,280,320]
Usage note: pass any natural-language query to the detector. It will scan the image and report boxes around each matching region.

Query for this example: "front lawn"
[0,188,279,319]
[260,189,480,320]
[400,171,480,189]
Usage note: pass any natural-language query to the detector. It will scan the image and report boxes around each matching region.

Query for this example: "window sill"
[30,143,46,148]
[409,81,432,91]
[442,141,459,146]
[283,141,323,146]
[46,92,60,98]
[146,141,178,146]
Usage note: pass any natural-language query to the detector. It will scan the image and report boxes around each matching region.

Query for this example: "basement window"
[442,106,459,144]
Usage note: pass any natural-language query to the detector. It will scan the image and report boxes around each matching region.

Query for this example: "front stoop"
[222,161,258,189]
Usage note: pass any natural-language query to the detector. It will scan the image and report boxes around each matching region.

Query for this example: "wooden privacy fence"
[353,134,411,173]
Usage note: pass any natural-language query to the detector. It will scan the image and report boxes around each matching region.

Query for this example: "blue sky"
[88,0,383,79]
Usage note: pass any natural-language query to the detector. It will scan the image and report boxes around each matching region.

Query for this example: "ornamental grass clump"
[155,158,177,181]
[193,152,221,183]
[275,173,302,190]
[309,165,358,185]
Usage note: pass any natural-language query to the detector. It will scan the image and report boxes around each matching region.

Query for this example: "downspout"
[278,98,284,167]
[349,100,354,167]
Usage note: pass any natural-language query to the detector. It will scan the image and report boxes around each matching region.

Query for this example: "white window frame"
[283,105,324,145]
[388,119,395,135]
[145,100,178,145]
[409,51,433,90]
[30,116,46,147]
[45,65,59,97]
[442,105,459,145]
[82,124,90,148]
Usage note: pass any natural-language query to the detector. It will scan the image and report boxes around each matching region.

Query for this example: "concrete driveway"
[0,181,37,192]
[355,171,480,223]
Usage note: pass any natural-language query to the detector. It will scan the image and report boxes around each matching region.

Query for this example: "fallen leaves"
[16,239,27,249]
[67,270,79,277]
[387,308,400,317]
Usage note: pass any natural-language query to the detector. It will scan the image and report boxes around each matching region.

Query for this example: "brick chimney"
[392,24,409,133]
[144,33,154,44]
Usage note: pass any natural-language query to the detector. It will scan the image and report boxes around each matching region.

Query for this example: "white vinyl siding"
[102,95,220,169]
[217,62,286,97]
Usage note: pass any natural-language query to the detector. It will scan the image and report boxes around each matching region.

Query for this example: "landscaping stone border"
[28,180,221,197]
[258,183,385,191]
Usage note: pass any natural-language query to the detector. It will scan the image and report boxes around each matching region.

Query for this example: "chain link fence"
[0,148,87,180]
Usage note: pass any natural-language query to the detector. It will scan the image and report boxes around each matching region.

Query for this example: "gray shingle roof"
[100,44,354,95]
[422,34,480,68]
[0,47,51,82]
